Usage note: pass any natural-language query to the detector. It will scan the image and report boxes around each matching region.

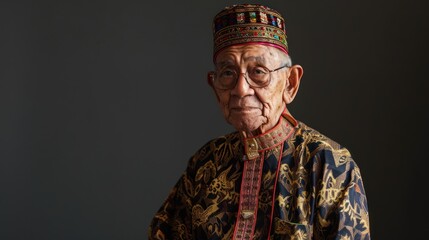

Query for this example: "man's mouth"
[230,107,261,112]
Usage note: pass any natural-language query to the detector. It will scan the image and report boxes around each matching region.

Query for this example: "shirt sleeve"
[334,166,370,239]
[148,168,195,240]
[314,156,371,240]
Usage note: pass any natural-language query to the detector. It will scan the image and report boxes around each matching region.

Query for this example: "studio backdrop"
[1,0,428,239]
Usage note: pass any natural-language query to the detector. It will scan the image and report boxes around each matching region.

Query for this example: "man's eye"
[220,70,236,78]
[251,67,268,75]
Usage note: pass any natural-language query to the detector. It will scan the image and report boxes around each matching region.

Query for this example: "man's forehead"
[216,56,266,66]
[215,45,272,66]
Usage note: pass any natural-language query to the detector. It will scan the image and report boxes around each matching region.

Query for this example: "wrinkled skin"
[209,44,303,136]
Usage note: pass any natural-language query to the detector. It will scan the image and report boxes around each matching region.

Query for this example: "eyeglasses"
[209,65,289,90]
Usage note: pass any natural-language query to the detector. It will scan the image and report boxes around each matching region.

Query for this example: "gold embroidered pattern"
[149,121,370,240]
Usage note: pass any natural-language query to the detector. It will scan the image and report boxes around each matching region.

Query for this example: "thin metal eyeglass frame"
[210,65,289,90]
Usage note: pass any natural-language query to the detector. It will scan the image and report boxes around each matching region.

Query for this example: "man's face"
[211,44,289,134]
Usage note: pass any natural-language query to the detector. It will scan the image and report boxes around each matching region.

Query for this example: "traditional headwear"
[212,4,288,60]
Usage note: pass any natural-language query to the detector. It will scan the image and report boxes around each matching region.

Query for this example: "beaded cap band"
[213,4,288,60]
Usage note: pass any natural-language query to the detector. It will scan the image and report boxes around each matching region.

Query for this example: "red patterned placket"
[232,152,264,240]
[233,114,296,239]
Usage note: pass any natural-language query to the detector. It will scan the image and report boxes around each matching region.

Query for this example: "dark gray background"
[1,0,428,239]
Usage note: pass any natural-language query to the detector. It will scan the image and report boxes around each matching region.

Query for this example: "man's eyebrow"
[216,59,235,68]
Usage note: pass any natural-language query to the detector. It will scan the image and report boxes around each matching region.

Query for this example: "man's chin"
[228,115,265,134]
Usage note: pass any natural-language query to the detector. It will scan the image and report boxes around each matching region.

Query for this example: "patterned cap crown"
[212,4,288,59]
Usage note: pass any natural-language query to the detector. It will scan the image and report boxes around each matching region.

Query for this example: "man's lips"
[230,106,261,112]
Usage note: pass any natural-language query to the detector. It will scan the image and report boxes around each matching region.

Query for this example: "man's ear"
[283,65,303,104]
[207,71,221,102]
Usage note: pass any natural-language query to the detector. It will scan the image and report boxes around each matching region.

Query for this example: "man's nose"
[230,73,254,97]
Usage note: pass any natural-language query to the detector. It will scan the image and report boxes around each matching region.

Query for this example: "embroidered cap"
[213,4,288,60]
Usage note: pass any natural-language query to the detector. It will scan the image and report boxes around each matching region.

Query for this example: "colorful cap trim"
[213,4,288,60]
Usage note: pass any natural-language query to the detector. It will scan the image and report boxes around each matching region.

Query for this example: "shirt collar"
[241,112,297,160]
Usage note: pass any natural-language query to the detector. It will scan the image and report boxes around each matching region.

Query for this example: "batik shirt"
[149,114,370,240]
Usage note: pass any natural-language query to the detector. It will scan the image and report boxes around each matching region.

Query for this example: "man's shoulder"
[199,131,241,150]
[295,122,344,149]
[294,121,356,167]
[188,131,241,167]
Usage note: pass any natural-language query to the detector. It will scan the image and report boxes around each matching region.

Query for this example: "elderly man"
[149,4,370,240]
